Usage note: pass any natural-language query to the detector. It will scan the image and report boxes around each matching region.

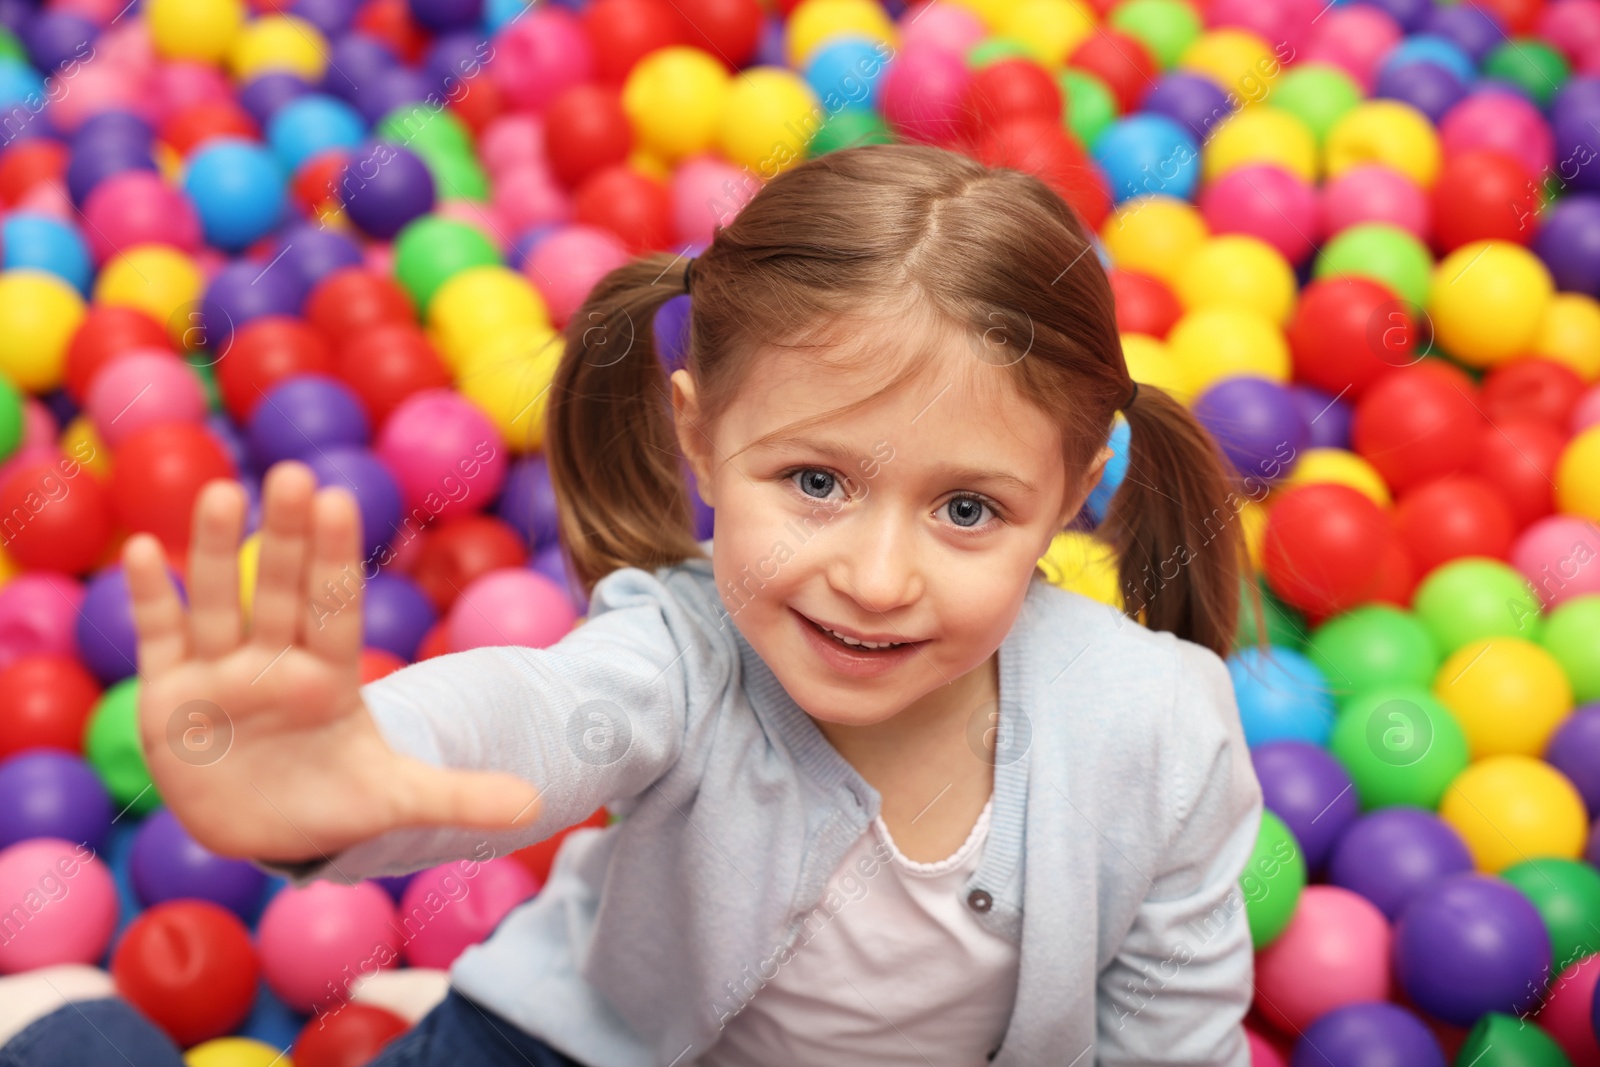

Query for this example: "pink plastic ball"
[879,46,971,147]
[1246,1029,1287,1067]
[12,182,74,220]
[489,8,594,113]
[81,173,203,264]
[1206,0,1317,58]
[1581,40,1600,74]
[898,3,986,57]
[1252,885,1392,1032]
[97,20,155,70]
[0,838,117,974]
[1319,163,1431,241]
[448,568,577,652]
[435,199,509,253]
[1537,0,1600,63]
[492,164,571,236]
[257,881,402,1013]
[375,389,508,523]
[671,155,754,247]
[1570,385,1600,434]
[0,574,86,670]
[20,398,58,452]
[1198,164,1317,264]
[46,61,153,133]
[1298,5,1402,90]
[1512,515,1600,608]
[1440,90,1555,177]
[51,0,125,24]
[153,61,233,121]
[398,857,540,969]
[480,113,547,178]
[1537,954,1600,1064]
[86,351,207,448]
[363,241,393,277]
[523,224,630,327]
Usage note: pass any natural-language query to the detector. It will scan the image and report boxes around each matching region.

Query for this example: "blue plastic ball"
[1226,645,1336,747]
[1,213,92,292]
[806,36,890,111]
[183,138,288,252]
[266,93,367,172]
[1085,415,1130,524]
[1092,114,1200,204]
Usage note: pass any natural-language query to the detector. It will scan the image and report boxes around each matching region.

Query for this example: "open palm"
[123,460,541,865]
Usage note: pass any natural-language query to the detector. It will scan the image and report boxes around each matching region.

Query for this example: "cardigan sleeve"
[1093,640,1264,1066]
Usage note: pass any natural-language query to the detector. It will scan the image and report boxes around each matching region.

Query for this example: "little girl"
[0,142,1263,1066]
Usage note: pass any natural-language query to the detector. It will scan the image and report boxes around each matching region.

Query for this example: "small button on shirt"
[700,797,1019,1066]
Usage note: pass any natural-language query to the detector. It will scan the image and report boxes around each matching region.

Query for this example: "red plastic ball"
[359,647,406,683]
[306,268,417,347]
[975,117,1111,230]
[353,0,427,62]
[449,73,505,135]
[0,655,101,760]
[416,618,451,660]
[411,516,530,611]
[110,900,259,1047]
[1369,533,1418,608]
[1262,483,1392,615]
[292,150,350,220]
[964,58,1063,133]
[582,0,687,83]
[1109,269,1181,338]
[676,0,762,69]
[544,85,634,189]
[1472,418,1564,529]
[0,139,67,207]
[1067,29,1156,111]
[1393,474,1516,576]
[1351,364,1486,492]
[1481,357,1585,428]
[0,457,114,574]
[511,808,608,884]
[334,323,452,428]
[1474,0,1540,33]
[109,424,236,557]
[64,306,173,404]
[293,1003,411,1067]
[573,165,673,254]
[1431,149,1539,251]
[216,316,335,422]
[1287,278,1412,399]
[160,101,261,157]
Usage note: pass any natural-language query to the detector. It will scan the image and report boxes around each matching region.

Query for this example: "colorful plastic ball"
[0,837,116,974]
[1373,58,1467,126]
[1092,114,1199,203]
[247,374,369,468]
[398,856,538,968]
[111,899,258,1047]
[1307,605,1441,705]
[1139,70,1233,143]
[805,35,894,114]
[182,139,287,253]
[1290,1002,1445,1067]
[523,224,630,328]
[340,142,437,240]
[85,352,207,449]
[1205,108,1317,183]
[392,215,499,312]
[1101,196,1208,285]
[1328,807,1473,921]
[1319,163,1429,242]
[1483,37,1569,108]
[446,568,576,652]
[307,267,415,346]
[620,46,731,163]
[375,388,506,517]
[0,456,112,574]
[1545,705,1600,816]
[1542,600,1600,704]
[266,94,365,172]
[186,1037,293,1067]
[1285,279,1409,400]
[1174,236,1295,324]
[1324,100,1440,189]
[214,316,334,423]
[361,572,436,661]
[1288,386,1352,450]
[1414,557,1543,653]
[1538,955,1600,1065]
[1533,195,1600,299]
[1196,165,1316,266]
[1107,0,1199,68]
[94,247,204,346]
[202,262,313,359]
[305,447,403,558]
[230,14,329,81]
[495,454,559,551]
[257,880,402,1013]
[129,808,268,919]
[0,655,100,760]
[1483,360,1587,432]
[1556,426,1600,522]
[1393,475,1516,575]
[148,0,245,62]
[84,676,163,815]
[1434,637,1573,759]
[1192,376,1308,482]
[1108,271,1181,338]
[541,84,632,190]
[292,1002,411,1067]
[1314,222,1433,309]
[1251,742,1358,871]
[1,214,91,294]
[0,574,88,672]
[1440,89,1554,178]
[1441,756,1587,872]
[79,172,202,267]
[974,117,1110,229]
[334,323,451,426]
[1351,364,1484,493]
[1261,484,1388,616]
[1429,240,1555,368]
[1166,308,1290,390]
[1330,685,1470,811]
[0,750,112,851]
[0,269,86,392]
[716,67,821,170]
[1253,886,1391,1033]
[1243,809,1306,948]
[1431,150,1539,253]
[411,515,528,610]
[111,422,236,556]
[1501,858,1600,976]
[1261,63,1357,146]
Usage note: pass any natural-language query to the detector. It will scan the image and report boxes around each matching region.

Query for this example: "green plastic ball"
[1482,39,1570,109]
[1059,69,1118,150]
[1540,596,1600,704]
[968,38,1034,69]
[1414,558,1544,653]
[810,107,893,156]
[0,372,23,461]
[1314,223,1435,308]
[422,149,490,202]
[1235,577,1307,654]
[1501,858,1600,975]
[184,354,223,415]
[1269,64,1365,146]
[377,105,473,163]
[1329,685,1469,810]
[1106,0,1200,69]
[1244,809,1306,948]
[1456,1012,1575,1067]
[84,678,161,816]
[0,31,25,65]
[393,216,501,312]
[1307,605,1441,705]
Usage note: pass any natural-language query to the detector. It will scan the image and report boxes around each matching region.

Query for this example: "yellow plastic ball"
[1283,448,1391,508]
[1439,755,1587,873]
[455,329,564,453]
[1428,240,1554,369]
[623,47,731,163]
[1120,333,1192,401]
[945,0,1016,30]
[427,266,549,372]
[786,0,897,68]
[0,544,18,586]
[1239,498,1267,570]
[997,0,1095,65]
[1166,308,1290,390]
[1204,107,1318,182]
[1037,531,1123,609]
[229,16,328,82]
[94,245,204,346]
[626,149,672,184]
[1101,196,1209,285]
[1433,637,1573,759]
[1534,293,1600,381]
[1173,235,1297,324]
[239,531,260,621]
[0,270,86,393]
[716,68,821,176]
[185,1038,292,1067]
[61,416,111,481]
[1557,426,1600,523]
[1325,100,1440,189]
[1178,29,1281,106]
[148,0,244,62]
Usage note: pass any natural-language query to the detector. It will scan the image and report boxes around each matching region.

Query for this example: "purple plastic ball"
[655,293,691,375]
[291,0,358,36]
[23,11,95,76]
[495,454,559,551]
[530,541,587,616]
[686,463,714,540]
[1421,2,1503,61]
[1374,61,1465,124]
[755,13,785,67]
[362,573,436,660]
[307,446,403,557]
[1141,72,1234,143]
[1353,0,1432,31]
[371,872,416,902]
[1553,79,1600,195]
[129,808,268,920]
[1192,376,1310,482]
[0,751,113,852]
[273,224,364,289]
[1327,807,1474,921]
[407,0,482,34]
[1393,872,1551,1025]
[322,33,399,104]
[425,32,491,93]
[0,0,31,35]
[1250,741,1358,871]
[207,410,250,474]
[1288,384,1351,450]
[202,260,310,353]
[71,111,154,156]
[340,142,436,240]
[1546,704,1600,817]
[1532,195,1600,297]
[75,566,139,686]
[64,142,155,206]
[354,67,435,125]
[1290,1002,1446,1067]
[248,374,370,468]
[239,72,313,127]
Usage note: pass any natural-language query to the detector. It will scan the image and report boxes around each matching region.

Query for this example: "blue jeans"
[0,990,588,1067]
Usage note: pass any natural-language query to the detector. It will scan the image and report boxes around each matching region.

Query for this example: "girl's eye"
[945,496,994,529]
[792,468,844,500]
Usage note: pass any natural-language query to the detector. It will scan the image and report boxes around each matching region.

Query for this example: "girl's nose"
[827,508,923,616]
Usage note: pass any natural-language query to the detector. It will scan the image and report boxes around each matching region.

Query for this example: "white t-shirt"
[700,796,1020,1066]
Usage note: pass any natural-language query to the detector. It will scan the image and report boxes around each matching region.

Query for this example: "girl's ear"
[670,369,716,507]
[1054,444,1115,530]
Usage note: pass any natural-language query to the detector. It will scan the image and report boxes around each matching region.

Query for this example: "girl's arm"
[1094,643,1264,1066]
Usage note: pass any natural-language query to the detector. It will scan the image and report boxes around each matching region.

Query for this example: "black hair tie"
[1121,381,1139,411]
[683,257,696,295]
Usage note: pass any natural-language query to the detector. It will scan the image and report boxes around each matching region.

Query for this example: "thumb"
[391,760,544,833]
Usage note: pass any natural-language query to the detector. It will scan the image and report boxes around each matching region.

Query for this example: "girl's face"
[672,316,1106,730]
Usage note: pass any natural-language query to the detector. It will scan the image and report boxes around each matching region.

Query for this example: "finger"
[392,761,544,833]
[251,461,316,650]
[123,532,188,677]
[186,480,246,658]
[301,486,365,665]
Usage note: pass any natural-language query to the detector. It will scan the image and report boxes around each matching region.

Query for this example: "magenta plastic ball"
[898,2,985,57]
[1538,0,1600,64]
[1440,90,1556,176]
[0,751,113,852]
[879,46,971,146]
[1327,808,1473,921]
[129,807,268,920]
[1299,5,1403,89]
[1319,164,1430,241]
[448,568,576,652]
[491,164,568,236]
[0,573,86,669]
[79,171,202,264]
[523,224,630,327]
[398,856,539,968]
[1574,384,1600,433]
[1206,0,1318,57]
[671,157,749,247]
[1198,165,1317,265]
[489,8,594,112]
[154,61,233,115]
[479,113,545,178]
[257,881,402,1013]
[375,389,507,521]
[1546,705,1600,817]
[1511,515,1600,608]
[0,837,117,974]
[86,351,208,448]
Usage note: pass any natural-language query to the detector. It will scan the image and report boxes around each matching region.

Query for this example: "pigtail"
[1101,384,1255,658]
[546,252,701,597]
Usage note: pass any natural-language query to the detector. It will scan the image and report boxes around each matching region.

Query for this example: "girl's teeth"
[824,626,903,650]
